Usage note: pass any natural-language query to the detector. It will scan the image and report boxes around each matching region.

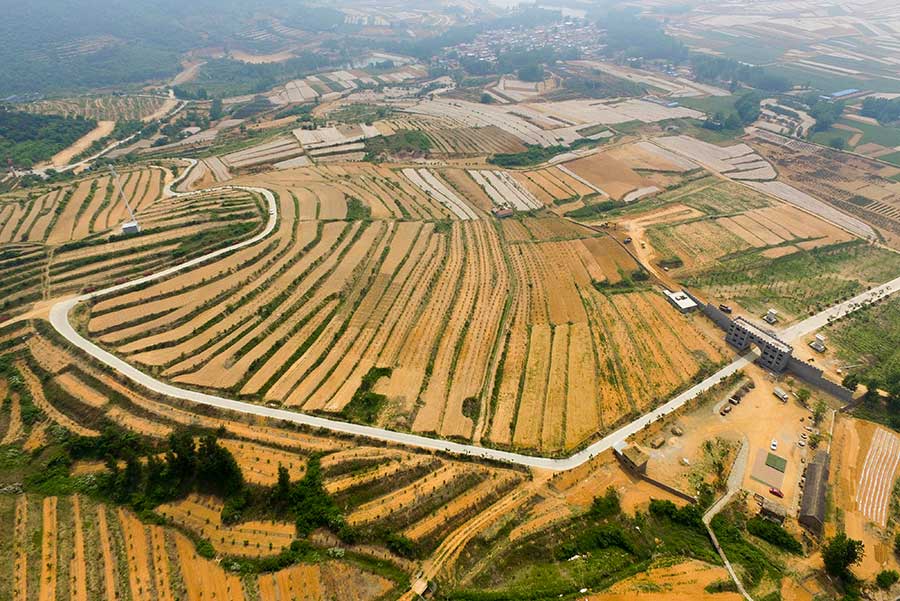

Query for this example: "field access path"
[48,160,900,470]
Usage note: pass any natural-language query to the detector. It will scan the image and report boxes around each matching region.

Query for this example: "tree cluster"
[0,107,97,167]
[270,457,345,537]
[96,428,244,512]
[860,97,900,125]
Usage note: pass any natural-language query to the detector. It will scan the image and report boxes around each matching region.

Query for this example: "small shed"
[760,499,787,524]
[613,441,649,474]
[663,289,698,313]
[121,220,141,235]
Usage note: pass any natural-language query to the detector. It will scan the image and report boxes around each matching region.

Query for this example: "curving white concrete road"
[46,162,900,470]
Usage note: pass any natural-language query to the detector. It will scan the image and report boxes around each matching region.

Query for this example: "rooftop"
[622,444,650,467]
[733,317,793,353]
[799,451,829,530]
[664,289,698,311]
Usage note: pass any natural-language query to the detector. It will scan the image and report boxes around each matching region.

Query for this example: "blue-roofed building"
[831,88,859,99]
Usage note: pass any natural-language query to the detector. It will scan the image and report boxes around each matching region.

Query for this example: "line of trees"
[691,55,792,93]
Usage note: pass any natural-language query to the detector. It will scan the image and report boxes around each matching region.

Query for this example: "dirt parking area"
[639,363,822,510]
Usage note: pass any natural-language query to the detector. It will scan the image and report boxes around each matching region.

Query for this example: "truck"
[773,387,789,402]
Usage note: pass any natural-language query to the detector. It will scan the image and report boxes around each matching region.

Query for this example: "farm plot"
[257,562,393,601]
[219,439,306,486]
[681,237,900,319]
[745,181,877,240]
[15,322,348,456]
[486,236,724,452]
[0,166,172,248]
[72,170,728,454]
[293,123,381,150]
[221,137,305,169]
[386,117,526,155]
[521,97,705,126]
[562,152,656,200]
[404,98,569,147]
[402,168,479,219]
[23,94,170,121]
[750,131,900,246]
[171,531,245,601]
[854,427,900,527]
[238,165,450,221]
[0,491,400,601]
[607,140,700,172]
[157,494,296,557]
[468,170,542,212]
[654,135,777,180]
[2,325,552,591]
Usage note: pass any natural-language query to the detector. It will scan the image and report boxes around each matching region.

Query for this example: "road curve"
[47,164,900,469]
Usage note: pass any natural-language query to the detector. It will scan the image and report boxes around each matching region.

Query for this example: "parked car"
[798,441,806,447]
[720,405,732,416]
[729,397,740,405]
[770,439,778,451]
[769,487,784,498]
[719,304,733,314]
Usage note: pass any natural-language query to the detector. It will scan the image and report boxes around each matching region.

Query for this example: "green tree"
[813,400,828,425]
[591,487,621,518]
[480,92,493,104]
[724,113,742,130]
[823,532,864,578]
[517,63,545,82]
[165,430,197,482]
[842,373,860,392]
[273,464,291,506]
[209,98,223,121]
[876,569,899,590]
[797,388,812,406]
[196,434,244,497]
[829,136,847,150]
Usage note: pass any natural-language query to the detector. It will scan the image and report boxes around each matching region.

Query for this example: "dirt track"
[49,121,115,168]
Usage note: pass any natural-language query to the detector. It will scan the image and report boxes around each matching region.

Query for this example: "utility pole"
[110,166,141,234]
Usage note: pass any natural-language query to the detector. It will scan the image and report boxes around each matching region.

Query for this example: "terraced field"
[0,167,265,318]
[380,117,526,156]
[0,494,394,601]
[22,95,174,122]
[0,318,543,595]
[75,161,729,454]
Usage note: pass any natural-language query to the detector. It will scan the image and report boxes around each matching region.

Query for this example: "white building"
[663,289,698,313]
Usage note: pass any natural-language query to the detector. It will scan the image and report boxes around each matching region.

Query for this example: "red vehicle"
[769,487,784,498]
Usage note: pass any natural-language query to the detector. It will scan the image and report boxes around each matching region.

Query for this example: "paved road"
[703,440,755,601]
[46,165,900,470]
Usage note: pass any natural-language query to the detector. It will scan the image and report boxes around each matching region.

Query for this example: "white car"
[770,439,778,451]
